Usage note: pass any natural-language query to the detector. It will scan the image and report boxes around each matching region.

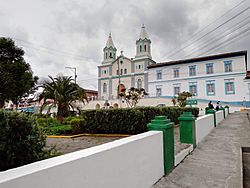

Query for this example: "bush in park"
[80,106,199,135]
[0,110,47,171]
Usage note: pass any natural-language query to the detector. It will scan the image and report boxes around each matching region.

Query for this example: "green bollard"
[219,107,225,118]
[206,109,216,127]
[147,116,174,175]
[178,112,196,148]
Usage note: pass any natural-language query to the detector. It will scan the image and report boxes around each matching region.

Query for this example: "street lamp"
[117,51,123,99]
[65,66,77,84]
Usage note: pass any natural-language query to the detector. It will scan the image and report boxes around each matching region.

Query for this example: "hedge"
[80,106,199,134]
[0,110,47,171]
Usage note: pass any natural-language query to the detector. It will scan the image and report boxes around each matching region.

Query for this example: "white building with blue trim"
[147,51,250,107]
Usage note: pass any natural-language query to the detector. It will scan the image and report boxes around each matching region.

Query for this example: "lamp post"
[65,67,77,84]
[117,51,123,99]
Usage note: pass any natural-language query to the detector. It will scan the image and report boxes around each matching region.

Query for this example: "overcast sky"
[0,0,249,90]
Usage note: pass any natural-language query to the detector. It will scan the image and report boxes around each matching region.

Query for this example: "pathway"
[153,111,250,188]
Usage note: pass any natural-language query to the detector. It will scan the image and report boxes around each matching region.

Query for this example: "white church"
[97,25,250,108]
[98,25,156,100]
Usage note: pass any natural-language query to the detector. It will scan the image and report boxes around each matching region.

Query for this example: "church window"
[140,45,142,52]
[137,79,142,89]
[103,83,107,93]
[144,45,146,51]
[110,52,112,58]
[106,53,108,59]
[117,69,119,75]
[138,65,141,69]
[124,69,127,74]
[120,69,123,75]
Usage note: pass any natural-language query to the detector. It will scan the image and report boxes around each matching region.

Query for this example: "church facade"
[98,25,156,100]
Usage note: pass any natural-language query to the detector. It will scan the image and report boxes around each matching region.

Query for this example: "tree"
[172,91,193,107]
[0,37,38,108]
[119,87,148,108]
[39,75,87,122]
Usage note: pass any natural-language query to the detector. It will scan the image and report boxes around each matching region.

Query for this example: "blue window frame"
[173,84,180,96]
[189,82,197,96]
[189,65,196,76]
[225,79,235,95]
[206,80,215,96]
[206,63,214,74]
[156,70,162,80]
[224,60,232,72]
[156,85,162,96]
[173,68,180,78]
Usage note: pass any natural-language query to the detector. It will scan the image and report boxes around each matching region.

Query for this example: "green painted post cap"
[147,116,174,130]
[207,109,215,113]
[178,111,195,121]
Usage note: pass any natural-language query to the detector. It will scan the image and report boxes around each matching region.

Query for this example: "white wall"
[216,110,224,125]
[0,131,164,188]
[195,114,214,145]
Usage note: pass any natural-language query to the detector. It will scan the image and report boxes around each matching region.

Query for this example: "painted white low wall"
[195,114,214,145]
[0,131,164,188]
[216,110,224,125]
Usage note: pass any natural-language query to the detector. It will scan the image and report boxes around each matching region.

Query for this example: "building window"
[224,60,232,72]
[156,86,162,97]
[173,84,180,96]
[189,65,196,76]
[116,69,119,75]
[206,81,215,96]
[140,45,142,52]
[103,83,107,93]
[206,63,214,74]
[137,79,142,89]
[156,70,162,80]
[105,53,107,59]
[124,68,127,74]
[225,79,235,95]
[144,45,146,51]
[109,52,112,58]
[189,82,197,96]
[173,68,180,78]
[138,65,141,69]
[120,69,123,75]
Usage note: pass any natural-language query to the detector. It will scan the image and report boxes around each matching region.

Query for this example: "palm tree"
[39,75,87,121]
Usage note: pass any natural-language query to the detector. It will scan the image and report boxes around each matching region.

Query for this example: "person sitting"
[208,101,214,109]
[215,101,220,111]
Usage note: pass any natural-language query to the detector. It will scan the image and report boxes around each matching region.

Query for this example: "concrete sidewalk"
[153,111,250,188]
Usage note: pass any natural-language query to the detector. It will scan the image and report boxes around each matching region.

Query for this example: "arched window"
[144,44,146,51]
[103,83,107,93]
[109,52,112,58]
[124,68,127,74]
[105,53,108,59]
[137,79,142,89]
[140,45,142,52]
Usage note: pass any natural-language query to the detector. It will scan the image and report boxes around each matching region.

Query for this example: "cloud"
[0,0,249,90]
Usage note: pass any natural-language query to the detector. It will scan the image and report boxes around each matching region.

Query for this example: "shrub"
[0,110,47,171]
[80,106,199,135]
[36,117,72,135]
[70,118,86,134]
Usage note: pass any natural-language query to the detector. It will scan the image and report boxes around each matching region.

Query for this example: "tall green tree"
[39,75,87,121]
[0,37,38,108]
